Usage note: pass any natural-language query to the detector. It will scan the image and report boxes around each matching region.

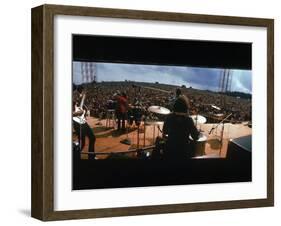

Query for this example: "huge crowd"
[73,81,252,123]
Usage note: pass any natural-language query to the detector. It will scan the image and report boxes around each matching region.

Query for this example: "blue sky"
[73,62,252,94]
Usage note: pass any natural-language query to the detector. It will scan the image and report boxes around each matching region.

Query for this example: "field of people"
[73,81,251,124]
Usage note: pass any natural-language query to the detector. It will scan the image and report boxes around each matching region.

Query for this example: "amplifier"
[227,135,252,161]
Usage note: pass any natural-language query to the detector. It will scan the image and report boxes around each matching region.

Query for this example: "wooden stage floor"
[76,117,252,159]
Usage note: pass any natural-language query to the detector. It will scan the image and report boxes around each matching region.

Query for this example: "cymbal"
[211,105,221,111]
[148,106,170,115]
[190,115,207,124]
[145,120,164,126]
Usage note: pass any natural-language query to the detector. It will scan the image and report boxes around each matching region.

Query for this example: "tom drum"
[189,133,207,156]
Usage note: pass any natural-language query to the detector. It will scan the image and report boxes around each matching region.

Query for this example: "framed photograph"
[31,4,274,221]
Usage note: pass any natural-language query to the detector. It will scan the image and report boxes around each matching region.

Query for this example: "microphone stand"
[208,113,232,156]
[208,113,232,135]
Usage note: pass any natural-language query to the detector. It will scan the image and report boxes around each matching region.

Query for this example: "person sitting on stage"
[175,88,191,113]
[72,100,96,160]
[115,91,128,131]
[169,88,190,112]
[163,96,199,160]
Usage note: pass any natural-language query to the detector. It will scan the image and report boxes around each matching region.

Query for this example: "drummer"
[174,88,191,113]
[163,96,199,160]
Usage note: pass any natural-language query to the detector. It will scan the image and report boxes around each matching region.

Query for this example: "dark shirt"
[163,113,199,159]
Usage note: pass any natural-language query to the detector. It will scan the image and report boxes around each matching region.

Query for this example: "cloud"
[231,70,252,93]
[73,62,252,93]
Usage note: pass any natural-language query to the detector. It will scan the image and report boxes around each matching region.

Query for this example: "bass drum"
[189,133,207,156]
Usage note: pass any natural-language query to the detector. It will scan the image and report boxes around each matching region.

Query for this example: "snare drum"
[189,133,207,156]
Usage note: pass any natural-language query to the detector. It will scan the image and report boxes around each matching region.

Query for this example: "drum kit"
[128,104,209,157]
[122,103,171,148]
[122,100,229,157]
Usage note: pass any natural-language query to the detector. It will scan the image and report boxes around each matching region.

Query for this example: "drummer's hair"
[121,92,127,98]
[176,88,182,97]
[174,97,188,113]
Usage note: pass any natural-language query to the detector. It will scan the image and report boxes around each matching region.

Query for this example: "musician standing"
[72,95,96,160]
[163,96,199,159]
[115,92,128,131]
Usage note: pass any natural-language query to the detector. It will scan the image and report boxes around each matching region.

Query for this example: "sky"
[73,61,252,94]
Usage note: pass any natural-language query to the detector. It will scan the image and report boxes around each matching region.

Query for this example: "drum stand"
[143,121,163,148]
[195,114,202,132]
[193,114,205,133]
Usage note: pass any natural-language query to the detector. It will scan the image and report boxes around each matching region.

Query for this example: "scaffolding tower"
[81,62,97,84]
[219,69,232,107]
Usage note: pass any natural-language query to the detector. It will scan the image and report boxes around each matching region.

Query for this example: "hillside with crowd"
[73,81,251,123]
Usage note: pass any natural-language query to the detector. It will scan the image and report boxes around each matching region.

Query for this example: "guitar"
[73,92,87,124]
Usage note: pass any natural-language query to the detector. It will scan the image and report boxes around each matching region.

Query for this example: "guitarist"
[72,90,96,160]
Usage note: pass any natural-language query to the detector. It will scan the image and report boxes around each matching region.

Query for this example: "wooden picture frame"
[31,4,274,221]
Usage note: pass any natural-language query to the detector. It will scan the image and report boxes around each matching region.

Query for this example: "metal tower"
[219,69,232,107]
[81,62,97,84]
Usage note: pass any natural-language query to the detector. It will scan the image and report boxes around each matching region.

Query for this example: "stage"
[76,116,252,160]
